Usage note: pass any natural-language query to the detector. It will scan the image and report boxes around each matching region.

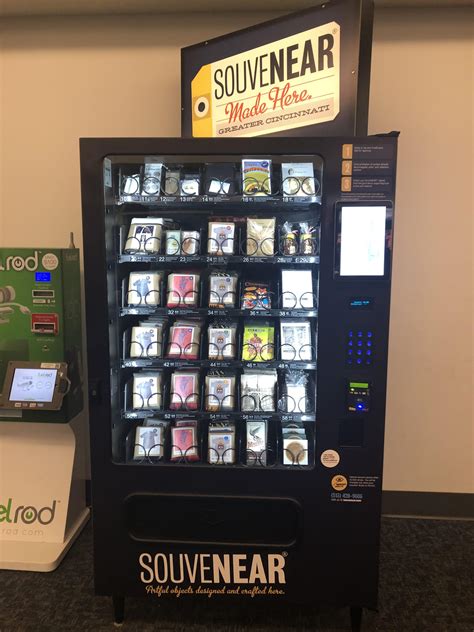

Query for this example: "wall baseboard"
[382,491,473,519]
[84,481,472,519]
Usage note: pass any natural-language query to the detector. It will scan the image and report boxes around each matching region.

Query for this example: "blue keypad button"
[357,359,362,365]
[357,331,363,337]
[348,350,353,356]
[348,331,353,337]
[347,359,353,365]
[366,350,372,356]
[357,350,362,356]
[348,341,353,347]
[357,341,363,347]
[366,341,372,347]
[367,331,373,338]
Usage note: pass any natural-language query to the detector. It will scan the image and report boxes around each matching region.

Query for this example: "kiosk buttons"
[346,329,374,366]
[347,381,371,413]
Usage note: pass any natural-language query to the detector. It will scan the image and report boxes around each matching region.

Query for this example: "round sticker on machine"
[331,474,348,491]
[42,253,59,270]
[320,449,340,468]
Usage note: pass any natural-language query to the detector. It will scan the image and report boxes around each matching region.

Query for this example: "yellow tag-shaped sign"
[191,22,340,138]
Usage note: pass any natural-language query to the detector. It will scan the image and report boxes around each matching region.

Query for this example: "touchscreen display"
[9,368,57,403]
[340,206,386,276]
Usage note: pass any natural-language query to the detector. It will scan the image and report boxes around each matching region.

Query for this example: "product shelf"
[122,358,317,370]
[122,410,316,423]
[116,194,321,208]
[120,307,318,318]
[119,254,320,265]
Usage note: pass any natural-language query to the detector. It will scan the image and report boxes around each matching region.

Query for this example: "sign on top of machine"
[181,0,373,139]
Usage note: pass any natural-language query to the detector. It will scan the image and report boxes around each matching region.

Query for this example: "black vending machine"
[80,135,397,630]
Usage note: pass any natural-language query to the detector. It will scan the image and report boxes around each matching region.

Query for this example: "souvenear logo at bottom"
[0,499,57,525]
[139,552,286,585]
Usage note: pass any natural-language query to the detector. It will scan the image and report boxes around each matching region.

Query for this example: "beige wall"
[0,9,472,492]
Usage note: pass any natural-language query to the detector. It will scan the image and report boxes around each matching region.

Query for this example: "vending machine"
[80,135,397,630]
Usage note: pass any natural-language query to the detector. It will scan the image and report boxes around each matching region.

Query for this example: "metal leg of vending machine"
[350,606,363,632]
[0,414,90,571]
[113,596,125,626]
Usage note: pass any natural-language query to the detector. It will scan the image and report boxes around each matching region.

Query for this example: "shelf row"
[121,367,316,420]
[119,268,318,312]
[113,158,322,204]
[121,318,316,365]
[118,218,319,259]
[124,418,315,469]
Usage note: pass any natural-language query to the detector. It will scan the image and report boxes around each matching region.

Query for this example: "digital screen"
[340,206,386,276]
[9,368,57,403]
[35,272,51,282]
[349,297,374,309]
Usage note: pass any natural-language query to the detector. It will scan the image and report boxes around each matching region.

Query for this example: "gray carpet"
[1,518,473,631]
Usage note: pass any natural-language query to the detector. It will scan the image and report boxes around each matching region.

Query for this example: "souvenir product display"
[299,221,318,255]
[241,280,271,310]
[170,370,200,410]
[241,370,277,412]
[282,424,309,465]
[204,163,235,196]
[205,373,236,411]
[207,221,235,255]
[122,173,140,195]
[242,159,271,196]
[130,320,165,358]
[124,217,166,254]
[180,173,201,196]
[171,420,199,461]
[246,420,267,465]
[167,272,200,307]
[181,231,200,255]
[281,163,316,197]
[165,230,181,255]
[282,370,310,413]
[133,424,164,459]
[209,272,238,307]
[281,269,314,309]
[246,218,275,256]
[132,372,162,410]
[280,320,312,361]
[163,169,181,195]
[164,229,200,255]
[127,271,162,306]
[208,423,236,464]
[141,162,163,196]
[207,322,237,359]
[242,321,274,362]
[281,221,298,255]
[167,320,201,359]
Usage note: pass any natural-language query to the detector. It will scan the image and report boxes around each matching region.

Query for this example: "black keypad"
[346,329,374,366]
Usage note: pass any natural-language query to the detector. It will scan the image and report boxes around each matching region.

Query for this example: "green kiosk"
[0,245,89,571]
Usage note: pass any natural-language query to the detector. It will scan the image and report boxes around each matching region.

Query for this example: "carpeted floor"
[1,517,473,632]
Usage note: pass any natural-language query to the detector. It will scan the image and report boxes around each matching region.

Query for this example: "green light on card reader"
[350,382,369,388]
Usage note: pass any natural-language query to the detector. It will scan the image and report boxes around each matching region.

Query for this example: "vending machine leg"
[350,606,363,632]
[113,595,125,625]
